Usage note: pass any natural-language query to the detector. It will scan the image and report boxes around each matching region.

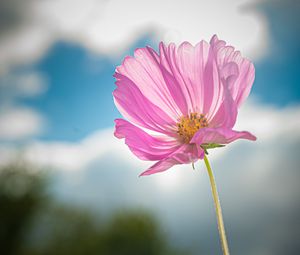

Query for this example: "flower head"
[113,35,256,176]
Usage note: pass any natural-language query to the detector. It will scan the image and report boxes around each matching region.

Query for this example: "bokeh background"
[0,0,300,254]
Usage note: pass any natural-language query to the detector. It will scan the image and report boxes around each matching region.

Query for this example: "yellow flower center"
[177,113,208,143]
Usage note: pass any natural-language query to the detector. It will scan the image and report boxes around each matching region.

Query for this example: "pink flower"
[113,35,256,176]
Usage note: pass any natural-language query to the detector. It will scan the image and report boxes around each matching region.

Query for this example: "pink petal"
[113,73,176,136]
[159,41,223,116]
[210,35,255,108]
[191,127,257,145]
[159,42,195,113]
[160,40,229,124]
[139,158,178,176]
[159,62,189,116]
[208,74,238,129]
[116,47,184,118]
[140,144,204,176]
[114,119,180,161]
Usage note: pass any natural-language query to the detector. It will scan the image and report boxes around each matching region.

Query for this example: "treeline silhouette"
[0,163,188,255]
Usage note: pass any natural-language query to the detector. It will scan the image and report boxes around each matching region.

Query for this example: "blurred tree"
[27,204,104,255]
[0,163,46,255]
[0,163,188,255]
[29,206,187,255]
[102,211,168,255]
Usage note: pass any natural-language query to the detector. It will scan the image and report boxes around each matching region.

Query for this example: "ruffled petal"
[115,47,184,118]
[210,35,255,108]
[159,41,224,117]
[159,42,195,113]
[113,73,176,136]
[140,144,204,176]
[114,119,180,161]
[208,73,238,129]
[191,127,256,145]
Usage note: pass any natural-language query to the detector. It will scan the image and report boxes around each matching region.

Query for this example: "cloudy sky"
[0,0,300,254]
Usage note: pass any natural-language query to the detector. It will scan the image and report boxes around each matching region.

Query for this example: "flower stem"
[203,154,230,255]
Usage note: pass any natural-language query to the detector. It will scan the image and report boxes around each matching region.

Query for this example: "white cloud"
[13,72,47,97]
[0,144,17,167]
[0,107,45,141]
[1,100,299,173]
[236,99,300,141]
[0,0,268,74]
[23,128,132,171]
[0,71,47,141]
[0,71,47,101]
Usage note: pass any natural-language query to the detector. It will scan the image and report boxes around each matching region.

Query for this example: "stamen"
[177,112,208,143]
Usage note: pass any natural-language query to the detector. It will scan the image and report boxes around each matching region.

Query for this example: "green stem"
[203,155,230,255]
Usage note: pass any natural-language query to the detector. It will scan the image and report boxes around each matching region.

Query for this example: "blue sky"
[22,41,120,141]
[254,0,300,106]
[21,36,156,141]
[7,0,297,143]
[1,1,294,145]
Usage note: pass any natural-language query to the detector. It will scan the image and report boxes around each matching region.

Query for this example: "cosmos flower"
[113,35,256,176]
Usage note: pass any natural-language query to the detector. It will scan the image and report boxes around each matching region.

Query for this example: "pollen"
[176,113,208,143]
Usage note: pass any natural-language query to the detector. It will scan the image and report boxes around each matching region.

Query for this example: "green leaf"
[201,143,225,150]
